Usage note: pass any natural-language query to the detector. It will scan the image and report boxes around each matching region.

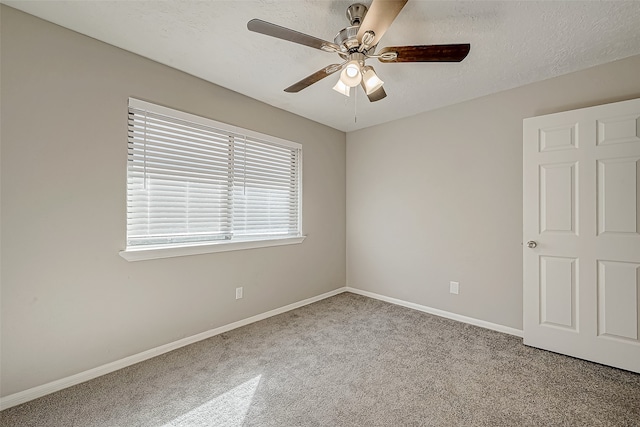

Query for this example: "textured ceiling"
[4,0,640,132]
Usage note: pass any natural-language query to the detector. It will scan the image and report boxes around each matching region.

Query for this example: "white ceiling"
[5,1,640,132]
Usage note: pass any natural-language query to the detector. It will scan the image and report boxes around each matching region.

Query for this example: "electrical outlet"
[235,287,243,300]
[449,281,459,295]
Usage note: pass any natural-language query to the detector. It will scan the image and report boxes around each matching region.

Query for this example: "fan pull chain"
[354,88,357,123]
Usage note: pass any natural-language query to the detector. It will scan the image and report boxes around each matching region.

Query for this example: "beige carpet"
[1,292,639,426]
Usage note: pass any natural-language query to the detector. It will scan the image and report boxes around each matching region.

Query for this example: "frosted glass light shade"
[340,61,362,87]
[345,63,359,78]
[362,67,384,95]
[332,79,351,97]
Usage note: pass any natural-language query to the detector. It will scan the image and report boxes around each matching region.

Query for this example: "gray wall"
[0,6,346,397]
[347,54,640,330]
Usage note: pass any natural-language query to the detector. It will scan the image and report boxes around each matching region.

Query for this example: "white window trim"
[122,98,305,261]
[119,235,306,262]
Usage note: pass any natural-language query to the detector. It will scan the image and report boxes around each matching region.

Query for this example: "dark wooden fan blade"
[248,19,341,52]
[362,84,387,102]
[357,0,408,46]
[378,44,471,63]
[284,64,342,93]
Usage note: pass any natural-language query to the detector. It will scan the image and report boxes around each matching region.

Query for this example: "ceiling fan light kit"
[248,0,470,102]
[344,61,361,79]
[342,57,364,87]
[361,65,384,95]
[332,79,351,97]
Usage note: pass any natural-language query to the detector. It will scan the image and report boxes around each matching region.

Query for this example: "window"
[120,98,304,261]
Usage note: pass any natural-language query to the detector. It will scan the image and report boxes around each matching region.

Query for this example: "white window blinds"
[127,98,302,249]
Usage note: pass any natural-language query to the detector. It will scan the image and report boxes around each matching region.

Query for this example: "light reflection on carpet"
[161,375,261,427]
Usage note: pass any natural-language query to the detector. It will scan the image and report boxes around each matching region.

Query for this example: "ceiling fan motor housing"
[334,26,360,53]
[335,3,376,56]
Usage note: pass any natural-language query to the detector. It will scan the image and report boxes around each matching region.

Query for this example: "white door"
[523,97,640,373]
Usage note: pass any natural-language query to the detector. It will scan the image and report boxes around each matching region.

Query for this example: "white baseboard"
[1,286,521,410]
[0,287,347,411]
[345,287,523,338]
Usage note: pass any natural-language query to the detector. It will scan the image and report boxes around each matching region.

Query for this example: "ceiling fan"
[247,0,470,102]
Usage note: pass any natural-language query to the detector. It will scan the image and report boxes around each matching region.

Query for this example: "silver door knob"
[527,241,537,249]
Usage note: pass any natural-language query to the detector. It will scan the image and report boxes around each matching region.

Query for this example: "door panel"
[524,97,640,373]
[539,123,578,152]
[540,256,577,330]
[596,114,640,146]
[540,162,577,234]
[597,260,639,342]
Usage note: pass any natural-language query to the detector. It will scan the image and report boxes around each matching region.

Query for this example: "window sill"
[119,236,306,262]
